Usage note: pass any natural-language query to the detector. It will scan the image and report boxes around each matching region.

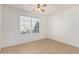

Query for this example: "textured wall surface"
[48,7,79,47]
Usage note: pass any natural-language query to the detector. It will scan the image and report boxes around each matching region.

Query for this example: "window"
[20,16,39,34]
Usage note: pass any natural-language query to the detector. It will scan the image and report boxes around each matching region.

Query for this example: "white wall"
[2,6,47,48]
[48,7,79,47]
[0,5,2,48]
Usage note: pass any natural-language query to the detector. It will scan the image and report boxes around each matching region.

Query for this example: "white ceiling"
[3,4,79,16]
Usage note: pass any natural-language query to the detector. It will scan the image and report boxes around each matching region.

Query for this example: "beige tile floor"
[0,39,79,54]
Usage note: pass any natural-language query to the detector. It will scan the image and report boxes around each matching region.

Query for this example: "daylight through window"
[20,16,39,34]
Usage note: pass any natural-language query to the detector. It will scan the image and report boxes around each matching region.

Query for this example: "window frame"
[20,15,40,34]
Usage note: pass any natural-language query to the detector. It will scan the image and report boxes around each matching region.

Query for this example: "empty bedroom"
[0,4,79,54]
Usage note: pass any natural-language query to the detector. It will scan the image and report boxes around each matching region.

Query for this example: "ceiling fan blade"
[41,9,45,12]
[37,4,40,8]
[42,4,47,7]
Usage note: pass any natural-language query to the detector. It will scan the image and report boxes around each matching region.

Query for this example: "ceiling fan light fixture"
[36,8,41,12]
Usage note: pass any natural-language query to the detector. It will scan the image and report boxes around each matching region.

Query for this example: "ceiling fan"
[35,4,47,12]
